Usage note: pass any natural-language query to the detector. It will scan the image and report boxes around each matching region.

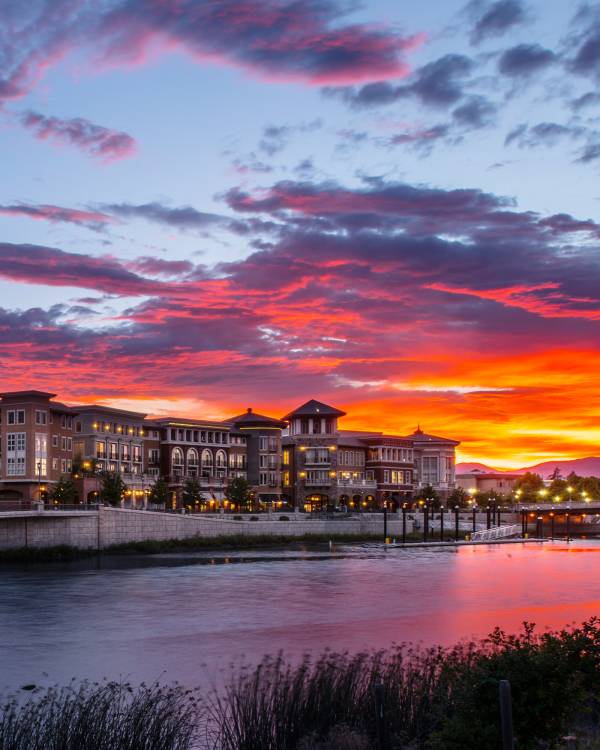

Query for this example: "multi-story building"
[0,391,78,502]
[281,400,459,510]
[72,405,161,505]
[225,408,287,504]
[155,417,243,507]
[0,390,459,509]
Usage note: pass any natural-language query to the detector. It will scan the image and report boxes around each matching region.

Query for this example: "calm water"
[1,540,599,693]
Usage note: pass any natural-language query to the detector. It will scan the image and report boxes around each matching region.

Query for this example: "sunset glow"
[2,0,600,469]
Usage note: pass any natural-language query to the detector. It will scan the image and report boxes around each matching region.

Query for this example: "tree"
[182,477,205,506]
[148,478,170,506]
[99,471,127,507]
[414,484,440,508]
[514,472,544,501]
[447,487,470,508]
[48,477,78,505]
[226,477,252,509]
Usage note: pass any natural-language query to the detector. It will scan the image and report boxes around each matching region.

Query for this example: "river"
[1,539,598,693]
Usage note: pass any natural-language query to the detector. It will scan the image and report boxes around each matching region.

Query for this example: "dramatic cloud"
[3,175,600,464]
[467,0,528,44]
[102,202,227,231]
[20,111,136,161]
[498,43,557,77]
[0,0,422,110]
[0,203,114,231]
[452,95,497,128]
[569,3,600,80]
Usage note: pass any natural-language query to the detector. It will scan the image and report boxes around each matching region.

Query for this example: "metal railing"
[471,524,521,542]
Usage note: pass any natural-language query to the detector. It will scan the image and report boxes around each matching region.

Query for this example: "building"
[225,408,287,504]
[0,389,460,509]
[72,405,161,506]
[0,391,78,502]
[281,400,459,510]
[456,471,520,497]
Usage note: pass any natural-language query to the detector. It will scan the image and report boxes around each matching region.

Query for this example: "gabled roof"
[226,407,287,429]
[282,399,346,421]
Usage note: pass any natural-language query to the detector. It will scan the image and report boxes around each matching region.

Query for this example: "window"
[7,410,25,425]
[236,454,245,469]
[6,432,26,475]
[149,448,159,464]
[259,437,268,451]
[283,471,290,487]
[268,436,277,451]
[35,433,48,477]
[422,456,439,484]
[187,448,199,466]
[52,435,59,448]
[52,458,59,471]
[171,447,184,477]
[35,410,47,425]
[61,459,67,473]
[383,470,390,483]
[259,472,268,486]
[283,449,290,465]
[67,437,72,451]
[96,441,106,458]
[215,450,227,468]
[132,445,142,463]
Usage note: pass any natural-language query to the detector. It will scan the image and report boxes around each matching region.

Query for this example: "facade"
[72,405,161,505]
[456,471,519,496]
[0,391,77,502]
[225,408,287,504]
[0,390,459,509]
[281,400,459,510]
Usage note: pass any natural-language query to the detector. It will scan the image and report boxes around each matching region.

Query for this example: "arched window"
[187,448,198,466]
[201,449,213,467]
[216,449,227,468]
[172,448,184,477]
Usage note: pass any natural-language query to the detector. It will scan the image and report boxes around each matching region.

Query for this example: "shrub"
[233,515,243,520]
[278,516,290,521]
[249,516,259,521]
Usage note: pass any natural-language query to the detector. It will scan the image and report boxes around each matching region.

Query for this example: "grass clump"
[0,680,200,750]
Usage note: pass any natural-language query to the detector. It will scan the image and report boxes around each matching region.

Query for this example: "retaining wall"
[0,507,413,551]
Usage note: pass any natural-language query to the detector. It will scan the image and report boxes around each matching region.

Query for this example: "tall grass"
[2,619,600,749]
[0,681,201,750]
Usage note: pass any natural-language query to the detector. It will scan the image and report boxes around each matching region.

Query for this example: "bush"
[207,619,600,750]
[249,516,259,521]
[278,515,290,521]
[233,515,243,520]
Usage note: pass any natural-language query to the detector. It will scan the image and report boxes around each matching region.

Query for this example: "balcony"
[337,478,377,489]
[305,478,332,487]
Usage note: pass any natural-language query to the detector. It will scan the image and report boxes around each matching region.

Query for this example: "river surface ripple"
[1,539,598,692]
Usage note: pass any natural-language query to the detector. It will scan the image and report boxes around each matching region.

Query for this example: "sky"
[1,0,600,468]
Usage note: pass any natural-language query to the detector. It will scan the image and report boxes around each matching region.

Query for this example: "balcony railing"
[305,479,332,487]
[337,479,377,489]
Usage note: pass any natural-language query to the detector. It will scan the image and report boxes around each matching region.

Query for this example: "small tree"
[514,471,544,501]
[226,477,252,509]
[447,487,470,507]
[182,477,205,506]
[414,484,440,508]
[99,471,127,507]
[48,477,78,505]
[148,478,170,506]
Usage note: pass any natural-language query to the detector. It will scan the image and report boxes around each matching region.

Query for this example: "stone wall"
[0,507,414,551]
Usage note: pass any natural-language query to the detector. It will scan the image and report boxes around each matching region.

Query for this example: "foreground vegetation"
[2,619,600,749]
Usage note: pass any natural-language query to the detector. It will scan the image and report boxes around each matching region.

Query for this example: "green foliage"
[414,484,440,507]
[447,487,470,507]
[48,477,78,505]
[181,477,204,505]
[208,619,600,750]
[226,476,252,507]
[99,472,127,507]
[148,478,170,506]
[514,471,545,501]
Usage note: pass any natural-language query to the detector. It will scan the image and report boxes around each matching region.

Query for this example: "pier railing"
[471,524,521,542]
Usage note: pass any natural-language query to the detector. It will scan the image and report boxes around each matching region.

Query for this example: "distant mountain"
[456,457,600,478]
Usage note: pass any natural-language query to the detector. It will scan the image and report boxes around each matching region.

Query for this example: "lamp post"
[440,505,445,541]
[423,503,429,543]
[454,505,460,541]
[383,500,388,541]
[402,503,407,544]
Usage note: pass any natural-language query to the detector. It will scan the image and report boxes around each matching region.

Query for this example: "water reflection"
[0,540,598,693]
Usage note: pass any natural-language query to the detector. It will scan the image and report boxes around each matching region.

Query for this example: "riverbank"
[0,531,427,564]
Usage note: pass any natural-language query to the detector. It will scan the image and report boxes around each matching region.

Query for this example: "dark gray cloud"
[467,0,528,44]
[452,95,497,128]
[323,54,474,109]
[569,3,600,80]
[571,91,600,110]
[505,122,586,148]
[498,43,557,77]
